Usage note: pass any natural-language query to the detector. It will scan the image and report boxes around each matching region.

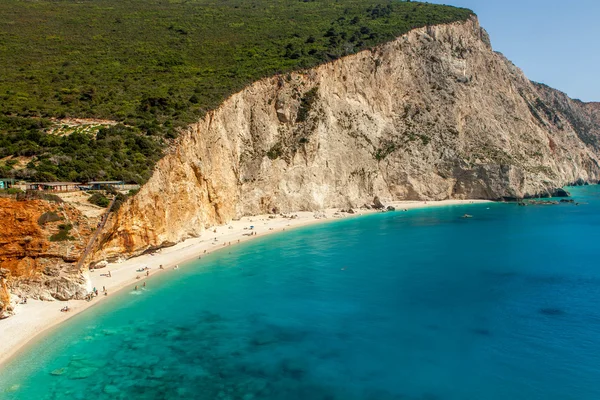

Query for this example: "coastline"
[0,199,491,369]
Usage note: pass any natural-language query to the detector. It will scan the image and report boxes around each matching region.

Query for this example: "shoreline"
[0,199,491,369]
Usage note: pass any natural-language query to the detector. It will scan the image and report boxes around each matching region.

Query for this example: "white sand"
[0,199,490,367]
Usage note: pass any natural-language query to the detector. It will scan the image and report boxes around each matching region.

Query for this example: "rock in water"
[553,188,571,197]
[69,367,98,380]
[50,368,66,376]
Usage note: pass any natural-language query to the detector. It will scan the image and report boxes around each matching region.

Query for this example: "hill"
[0,0,472,183]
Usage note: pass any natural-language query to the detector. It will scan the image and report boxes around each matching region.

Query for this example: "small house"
[88,181,125,191]
[0,178,14,190]
[27,182,81,192]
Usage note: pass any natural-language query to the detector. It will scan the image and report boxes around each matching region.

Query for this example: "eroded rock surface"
[0,198,93,317]
[97,17,600,258]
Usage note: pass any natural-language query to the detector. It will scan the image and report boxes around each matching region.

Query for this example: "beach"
[0,199,490,368]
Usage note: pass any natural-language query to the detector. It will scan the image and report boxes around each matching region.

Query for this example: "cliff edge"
[96,17,600,258]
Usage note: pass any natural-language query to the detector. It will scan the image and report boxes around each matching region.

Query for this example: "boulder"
[372,196,385,210]
[552,188,570,197]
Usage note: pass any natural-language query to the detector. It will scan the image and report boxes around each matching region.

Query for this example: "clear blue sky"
[427,0,599,102]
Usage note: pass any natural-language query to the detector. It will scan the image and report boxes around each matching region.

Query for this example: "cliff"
[0,197,92,317]
[96,17,600,259]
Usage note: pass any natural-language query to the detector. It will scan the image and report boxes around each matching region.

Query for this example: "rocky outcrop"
[96,17,600,258]
[0,198,93,316]
[533,82,600,152]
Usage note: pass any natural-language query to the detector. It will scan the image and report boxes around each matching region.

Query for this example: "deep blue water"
[2,187,600,400]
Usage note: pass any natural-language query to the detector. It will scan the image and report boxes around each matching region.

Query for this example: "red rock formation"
[0,198,93,317]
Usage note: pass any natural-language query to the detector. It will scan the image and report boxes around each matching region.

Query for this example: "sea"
[1,186,600,400]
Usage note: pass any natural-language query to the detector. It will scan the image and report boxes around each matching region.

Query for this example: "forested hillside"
[0,0,472,183]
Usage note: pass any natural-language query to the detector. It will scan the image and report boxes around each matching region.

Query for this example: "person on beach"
[143,282,146,288]
[159,264,164,269]
[108,271,112,278]
[146,270,149,277]
[134,286,138,291]
[102,286,106,292]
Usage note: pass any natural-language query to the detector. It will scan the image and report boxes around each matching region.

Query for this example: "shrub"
[17,191,63,203]
[296,87,319,123]
[100,185,118,195]
[50,223,74,242]
[88,193,110,207]
[112,193,128,212]
[374,141,398,161]
[1,188,23,195]
[267,143,283,160]
[38,211,62,226]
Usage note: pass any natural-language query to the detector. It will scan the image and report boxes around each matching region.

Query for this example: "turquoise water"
[2,187,600,399]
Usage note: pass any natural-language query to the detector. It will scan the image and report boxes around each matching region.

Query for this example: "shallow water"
[2,187,600,399]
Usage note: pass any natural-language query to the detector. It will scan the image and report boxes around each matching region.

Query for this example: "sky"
[427,0,599,102]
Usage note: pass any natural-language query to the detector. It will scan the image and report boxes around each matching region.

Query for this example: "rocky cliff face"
[0,198,92,317]
[533,82,600,154]
[97,17,600,258]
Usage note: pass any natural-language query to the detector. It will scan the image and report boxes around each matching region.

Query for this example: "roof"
[29,182,81,186]
[87,181,124,184]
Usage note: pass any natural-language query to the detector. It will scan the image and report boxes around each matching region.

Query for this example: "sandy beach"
[0,199,490,368]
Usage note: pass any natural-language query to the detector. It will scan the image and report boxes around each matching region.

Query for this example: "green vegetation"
[0,120,163,183]
[112,193,128,212]
[38,211,62,226]
[16,190,64,203]
[374,140,398,161]
[296,87,320,123]
[50,223,75,242]
[0,0,472,183]
[0,188,23,195]
[267,143,284,160]
[88,193,110,208]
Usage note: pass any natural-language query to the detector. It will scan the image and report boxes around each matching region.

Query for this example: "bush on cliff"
[38,211,62,226]
[88,193,110,208]
[50,224,75,242]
